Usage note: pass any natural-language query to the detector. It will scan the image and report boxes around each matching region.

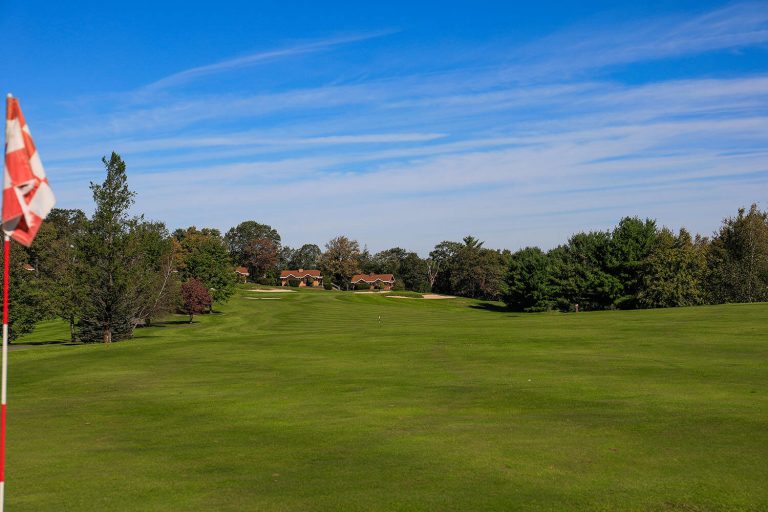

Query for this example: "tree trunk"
[188,313,193,324]
[103,326,112,344]
[69,317,76,343]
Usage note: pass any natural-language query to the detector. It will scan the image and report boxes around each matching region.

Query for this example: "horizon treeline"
[3,153,767,343]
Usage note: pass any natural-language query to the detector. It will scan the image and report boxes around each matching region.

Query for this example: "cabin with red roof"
[234,266,250,283]
[280,269,323,287]
[351,273,395,291]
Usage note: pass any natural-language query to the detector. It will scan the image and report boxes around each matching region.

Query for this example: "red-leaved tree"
[181,278,212,323]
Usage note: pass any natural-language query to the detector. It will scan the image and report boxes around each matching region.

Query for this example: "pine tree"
[76,152,139,343]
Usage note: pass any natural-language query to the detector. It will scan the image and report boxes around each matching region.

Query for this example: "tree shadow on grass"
[139,319,191,328]
[470,302,510,312]
[12,339,80,347]
[469,302,524,317]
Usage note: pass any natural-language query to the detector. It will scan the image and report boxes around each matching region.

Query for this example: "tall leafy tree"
[429,241,462,295]
[224,221,281,266]
[320,236,361,288]
[0,243,45,342]
[289,243,322,270]
[174,227,237,304]
[707,204,768,303]
[25,208,86,341]
[399,252,430,292]
[639,228,706,308]
[372,247,409,275]
[278,246,295,270]
[243,237,279,280]
[429,237,507,299]
[130,220,179,326]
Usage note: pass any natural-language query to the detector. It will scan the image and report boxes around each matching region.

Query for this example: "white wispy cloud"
[141,30,396,91]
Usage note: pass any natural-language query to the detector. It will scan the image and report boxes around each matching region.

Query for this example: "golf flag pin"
[3,94,55,246]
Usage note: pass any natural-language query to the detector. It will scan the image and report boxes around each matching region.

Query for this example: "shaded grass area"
[9,288,768,511]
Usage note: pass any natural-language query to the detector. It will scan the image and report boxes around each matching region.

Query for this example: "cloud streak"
[142,30,397,91]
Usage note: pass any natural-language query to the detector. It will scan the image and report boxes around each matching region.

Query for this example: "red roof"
[234,266,250,275]
[280,269,322,278]
[351,273,395,283]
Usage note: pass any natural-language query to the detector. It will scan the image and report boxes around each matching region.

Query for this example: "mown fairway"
[9,287,768,511]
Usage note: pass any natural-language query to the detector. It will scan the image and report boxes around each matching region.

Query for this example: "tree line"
[2,153,766,343]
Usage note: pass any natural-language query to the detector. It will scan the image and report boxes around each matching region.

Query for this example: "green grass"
[8,286,768,511]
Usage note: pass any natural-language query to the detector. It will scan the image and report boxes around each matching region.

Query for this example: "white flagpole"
[0,234,9,512]
[1,92,12,512]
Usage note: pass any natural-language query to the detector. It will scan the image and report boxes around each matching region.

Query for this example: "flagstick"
[0,235,9,512]
[0,95,10,512]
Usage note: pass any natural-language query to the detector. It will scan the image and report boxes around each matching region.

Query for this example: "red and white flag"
[3,95,55,246]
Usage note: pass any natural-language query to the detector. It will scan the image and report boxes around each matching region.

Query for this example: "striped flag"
[3,95,55,246]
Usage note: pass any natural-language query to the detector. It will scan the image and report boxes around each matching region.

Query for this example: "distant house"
[234,266,250,283]
[23,263,35,272]
[351,273,395,291]
[280,269,323,287]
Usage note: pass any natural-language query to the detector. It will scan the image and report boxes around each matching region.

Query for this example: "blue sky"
[2,1,767,254]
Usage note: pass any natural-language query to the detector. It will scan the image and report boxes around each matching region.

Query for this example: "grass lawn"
[8,287,768,511]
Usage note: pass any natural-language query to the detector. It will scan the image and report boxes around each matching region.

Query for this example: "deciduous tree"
[224,221,280,266]
[707,204,768,303]
[243,237,279,280]
[639,228,706,308]
[181,278,212,323]
[174,227,236,304]
[320,236,361,289]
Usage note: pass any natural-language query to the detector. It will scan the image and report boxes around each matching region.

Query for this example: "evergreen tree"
[76,153,139,343]
[607,217,658,308]
[551,231,621,311]
[504,247,554,311]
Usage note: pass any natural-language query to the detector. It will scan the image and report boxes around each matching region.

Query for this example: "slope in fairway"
[8,287,768,511]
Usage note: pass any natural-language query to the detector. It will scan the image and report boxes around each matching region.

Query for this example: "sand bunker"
[244,297,282,300]
[248,288,295,293]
